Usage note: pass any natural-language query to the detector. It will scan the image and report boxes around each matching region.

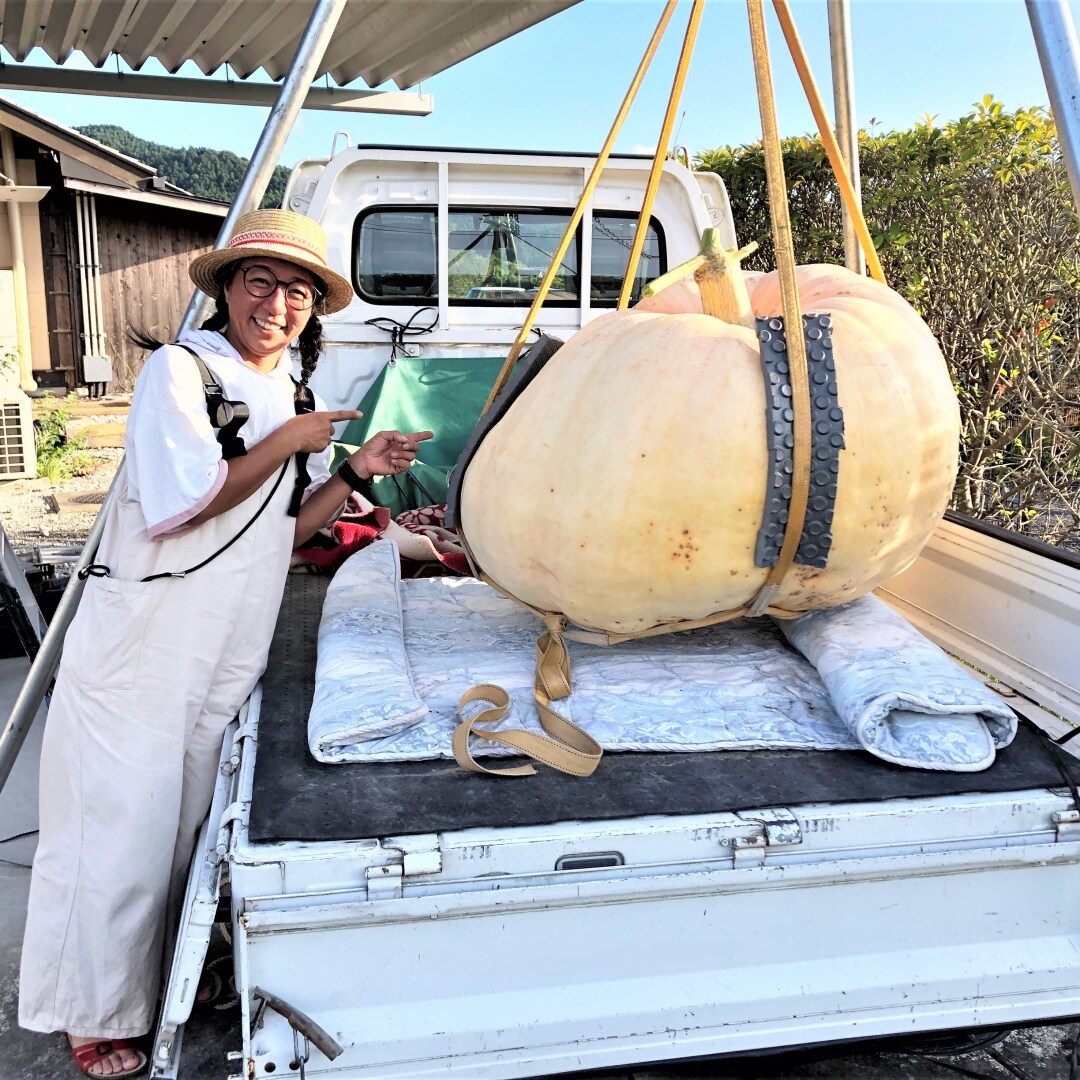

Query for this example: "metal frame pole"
[827,0,865,275]
[181,0,351,332]
[1027,0,1080,213]
[0,0,350,794]
[0,464,121,792]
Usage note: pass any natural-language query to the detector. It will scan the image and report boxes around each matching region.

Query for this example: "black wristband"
[337,459,376,502]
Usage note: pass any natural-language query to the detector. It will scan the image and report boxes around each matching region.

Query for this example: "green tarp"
[337,354,507,517]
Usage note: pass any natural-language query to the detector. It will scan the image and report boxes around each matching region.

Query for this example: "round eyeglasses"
[239,265,322,310]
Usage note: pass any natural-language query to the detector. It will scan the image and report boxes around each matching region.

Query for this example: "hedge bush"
[696,98,1080,547]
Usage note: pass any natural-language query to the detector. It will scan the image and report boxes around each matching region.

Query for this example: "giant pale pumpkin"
[459,259,959,634]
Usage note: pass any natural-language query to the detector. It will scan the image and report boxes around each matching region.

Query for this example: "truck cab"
[282,144,736,413]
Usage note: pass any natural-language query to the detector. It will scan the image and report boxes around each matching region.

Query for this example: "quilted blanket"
[308,542,1017,771]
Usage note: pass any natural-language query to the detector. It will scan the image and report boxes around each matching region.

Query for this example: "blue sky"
[1,0,1075,170]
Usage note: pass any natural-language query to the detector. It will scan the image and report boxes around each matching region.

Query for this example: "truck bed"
[250,574,1080,843]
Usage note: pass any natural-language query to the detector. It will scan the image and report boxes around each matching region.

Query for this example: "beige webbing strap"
[452,615,602,777]
[452,526,812,777]
[587,605,749,644]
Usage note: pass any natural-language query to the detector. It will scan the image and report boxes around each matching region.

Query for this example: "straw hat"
[189,209,353,314]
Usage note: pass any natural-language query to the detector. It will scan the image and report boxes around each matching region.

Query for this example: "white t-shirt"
[126,329,333,539]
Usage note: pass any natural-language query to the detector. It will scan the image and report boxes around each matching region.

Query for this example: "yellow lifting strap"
[617,0,707,310]
[452,615,602,778]
[453,0,879,777]
[481,0,680,416]
[744,0,812,616]
[771,0,886,285]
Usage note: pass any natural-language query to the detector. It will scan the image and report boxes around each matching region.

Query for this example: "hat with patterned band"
[189,209,353,314]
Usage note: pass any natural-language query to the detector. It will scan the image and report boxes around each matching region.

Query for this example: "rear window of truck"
[353,206,665,306]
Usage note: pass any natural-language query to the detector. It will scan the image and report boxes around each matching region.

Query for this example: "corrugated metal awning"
[0,0,579,89]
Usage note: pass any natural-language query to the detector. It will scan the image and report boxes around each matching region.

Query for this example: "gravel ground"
[0,413,124,556]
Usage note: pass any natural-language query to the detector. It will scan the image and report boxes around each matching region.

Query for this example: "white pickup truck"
[152,145,1080,1080]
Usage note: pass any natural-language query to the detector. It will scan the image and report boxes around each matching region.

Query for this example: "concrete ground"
[1,656,1078,1080]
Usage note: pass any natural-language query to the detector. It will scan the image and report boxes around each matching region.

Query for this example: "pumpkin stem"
[640,254,707,299]
[694,227,756,329]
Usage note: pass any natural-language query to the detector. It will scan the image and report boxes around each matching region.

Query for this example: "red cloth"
[394,504,471,575]
[294,499,469,576]
[293,501,389,571]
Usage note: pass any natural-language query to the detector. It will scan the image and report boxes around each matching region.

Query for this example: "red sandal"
[70,1038,147,1078]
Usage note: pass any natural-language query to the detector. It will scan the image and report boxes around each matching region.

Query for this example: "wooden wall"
[37,187,80,389]
[96,200,219,391]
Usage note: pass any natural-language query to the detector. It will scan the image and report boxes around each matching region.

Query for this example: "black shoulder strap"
[173,343,316,517]
[172,342,250,460]
[79,345,284,583]
[287,378,317,518]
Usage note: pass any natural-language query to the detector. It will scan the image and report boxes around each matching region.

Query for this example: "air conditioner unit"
[0,392,37,480]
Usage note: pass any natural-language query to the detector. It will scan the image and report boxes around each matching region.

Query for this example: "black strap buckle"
[77,563,111,580]
[173,342,250,460]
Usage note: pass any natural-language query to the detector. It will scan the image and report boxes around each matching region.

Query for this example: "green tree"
[77,124,290,208]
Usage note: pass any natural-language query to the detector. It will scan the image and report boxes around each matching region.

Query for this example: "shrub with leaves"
[0,349,19,382]
[696,98,1080,546]
[33,402,95,484]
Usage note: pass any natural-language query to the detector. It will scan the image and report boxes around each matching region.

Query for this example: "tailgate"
[226,715,1080,1078]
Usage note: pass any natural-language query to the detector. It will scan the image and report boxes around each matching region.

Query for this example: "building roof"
[0,1,580,89]
[0,94,228,216]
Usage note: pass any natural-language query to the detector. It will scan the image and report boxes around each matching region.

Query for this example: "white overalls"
[20,330,330,1038]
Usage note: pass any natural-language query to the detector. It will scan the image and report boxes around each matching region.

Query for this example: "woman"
[19,209,432,1078]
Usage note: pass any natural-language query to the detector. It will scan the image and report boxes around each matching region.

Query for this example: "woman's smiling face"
[222,257,319,369]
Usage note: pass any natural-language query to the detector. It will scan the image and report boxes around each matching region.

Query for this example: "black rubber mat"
[249,574,1080,843]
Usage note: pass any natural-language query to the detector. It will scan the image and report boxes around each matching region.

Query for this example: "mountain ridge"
[76,123,290,208]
